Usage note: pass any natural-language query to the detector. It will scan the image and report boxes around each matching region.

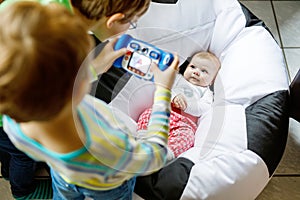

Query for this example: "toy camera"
[113,34,174,80]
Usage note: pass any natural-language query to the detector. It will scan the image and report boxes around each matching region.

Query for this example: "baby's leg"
[168,127,195,157]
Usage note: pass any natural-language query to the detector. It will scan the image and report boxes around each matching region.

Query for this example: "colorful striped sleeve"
[119,86,171,175]
[86,86,172,177]
[146,86,171,146]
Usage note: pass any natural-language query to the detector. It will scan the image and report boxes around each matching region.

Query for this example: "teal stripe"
[62,158,111,173]
[151,111,170,117]
[148,125,169,129]
[3,115,88,160]
[148,117,169,123]
[136,144,155,173]
[3,116,110,173]
[0,115,2,127]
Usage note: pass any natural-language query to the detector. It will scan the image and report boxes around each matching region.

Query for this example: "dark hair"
[71,0,150,22]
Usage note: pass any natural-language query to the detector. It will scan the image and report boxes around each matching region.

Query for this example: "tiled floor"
[1,0,300,199]
[239,0,300,199]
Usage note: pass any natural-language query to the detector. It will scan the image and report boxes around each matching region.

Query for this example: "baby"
[138,51,221,158]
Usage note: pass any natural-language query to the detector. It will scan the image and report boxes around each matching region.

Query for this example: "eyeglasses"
[129,21,137,30]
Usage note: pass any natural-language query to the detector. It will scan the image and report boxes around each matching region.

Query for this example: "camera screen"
[127,52,151,76]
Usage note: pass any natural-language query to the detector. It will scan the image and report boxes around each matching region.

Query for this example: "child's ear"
[106,13,125,28]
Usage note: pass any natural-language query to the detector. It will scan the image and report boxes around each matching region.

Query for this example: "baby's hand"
[172,94,187,110]
[91,37,127,74]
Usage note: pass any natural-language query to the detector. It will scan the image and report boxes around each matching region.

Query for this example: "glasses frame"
[129,21,137,30]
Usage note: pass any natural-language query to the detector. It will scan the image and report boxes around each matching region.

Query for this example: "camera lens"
[150,51,160,59]
[141,48,148,54]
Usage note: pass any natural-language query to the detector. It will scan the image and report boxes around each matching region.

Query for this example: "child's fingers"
[105,37,120,48]
[92,38,127,74]
[112,47,127,60]
[105,38,127,59]
[169,54,179,71]
[152,54,179,90]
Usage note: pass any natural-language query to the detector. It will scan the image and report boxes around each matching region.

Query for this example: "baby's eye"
[201,69,208,74]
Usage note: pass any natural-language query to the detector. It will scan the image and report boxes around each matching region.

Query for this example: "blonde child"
[0,0,152,199]
[0,2,179,200]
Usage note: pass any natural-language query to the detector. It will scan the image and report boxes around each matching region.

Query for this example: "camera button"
[149,51,160,59]
[129,42,140,50]
[163,55,170,64]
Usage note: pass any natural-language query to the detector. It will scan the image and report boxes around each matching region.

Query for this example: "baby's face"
[183,56,220,87]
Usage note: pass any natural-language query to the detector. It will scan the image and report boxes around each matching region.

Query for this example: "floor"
[1,0,300,199]
[239,0,300,199]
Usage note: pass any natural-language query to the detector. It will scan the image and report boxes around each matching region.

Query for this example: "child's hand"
[91,37,127,74]
[172,94,187,110]
[152,54,179,90]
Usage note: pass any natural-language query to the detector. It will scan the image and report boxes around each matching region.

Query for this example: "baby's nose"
[193,71,200,76]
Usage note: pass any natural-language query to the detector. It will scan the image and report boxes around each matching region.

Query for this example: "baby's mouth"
[191,74,200,81]
[190,77,199,84]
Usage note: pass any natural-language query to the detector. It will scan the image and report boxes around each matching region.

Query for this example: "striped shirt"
[3,87,171,190]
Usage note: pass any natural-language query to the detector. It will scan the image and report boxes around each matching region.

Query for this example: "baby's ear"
[106,13,125,28]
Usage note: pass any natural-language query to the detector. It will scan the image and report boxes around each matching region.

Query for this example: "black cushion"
[289,69,300,122]
[246,90,289,176]
[134,157,194,200]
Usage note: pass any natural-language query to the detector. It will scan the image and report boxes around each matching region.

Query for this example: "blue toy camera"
[113,34,174,80]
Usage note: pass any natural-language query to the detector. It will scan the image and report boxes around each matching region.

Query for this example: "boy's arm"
[127,86,172,175]
[89,38,126,82]
[91,56,178,176]
[89,86,171,176]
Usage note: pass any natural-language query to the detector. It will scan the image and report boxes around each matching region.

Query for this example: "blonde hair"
[71,0,150,22]
[192,51,221,70]
[0,1,92,122]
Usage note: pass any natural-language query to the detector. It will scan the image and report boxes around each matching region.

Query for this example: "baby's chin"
[188,78,203,86]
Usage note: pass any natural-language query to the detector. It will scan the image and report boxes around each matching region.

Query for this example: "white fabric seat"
[107,0,290,199]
